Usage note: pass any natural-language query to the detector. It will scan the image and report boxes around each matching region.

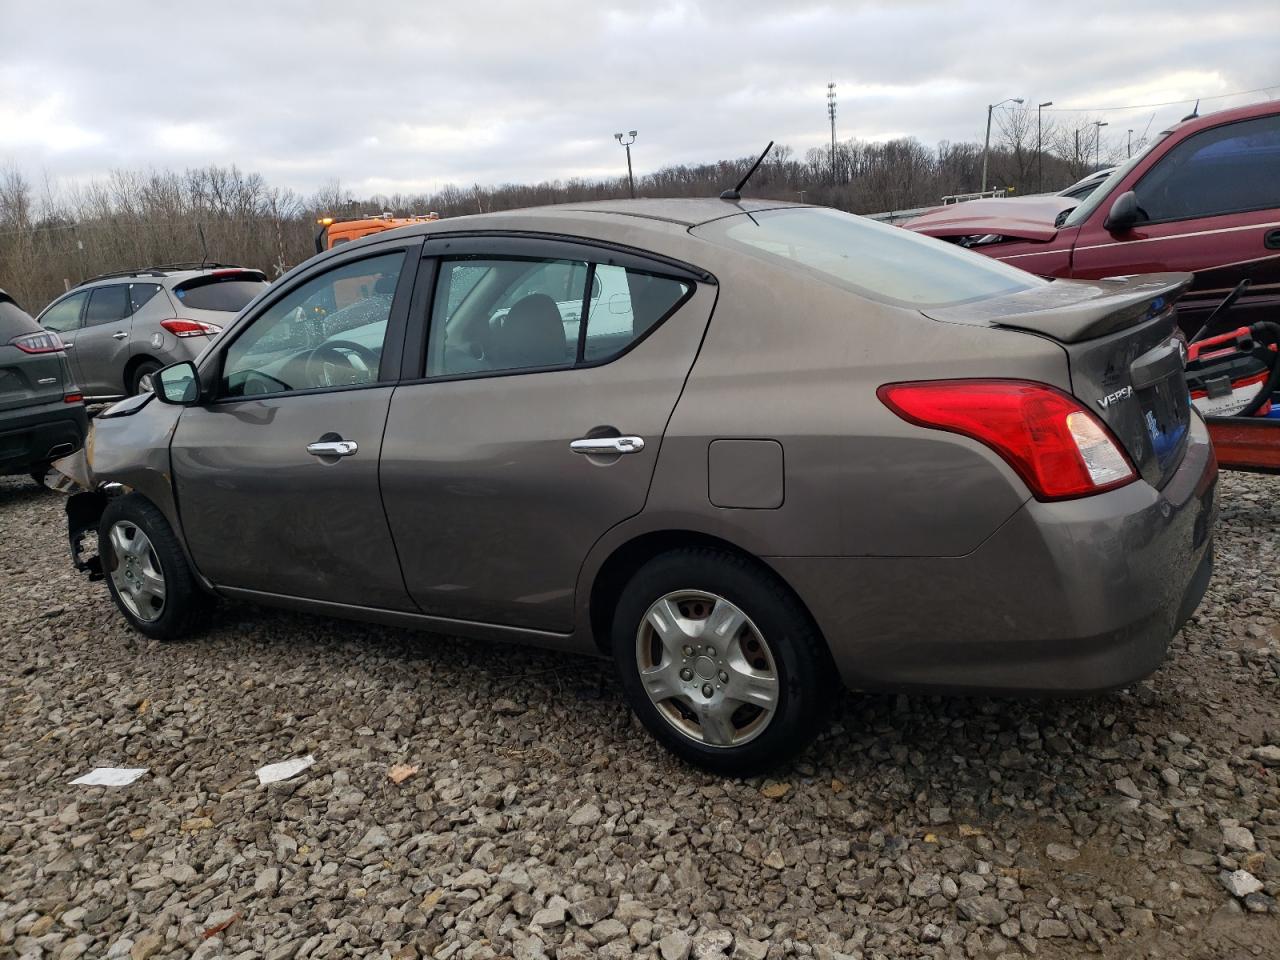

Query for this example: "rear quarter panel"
[618,259,1074,560]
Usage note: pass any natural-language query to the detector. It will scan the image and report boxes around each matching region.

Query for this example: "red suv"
[905,101,1280,337]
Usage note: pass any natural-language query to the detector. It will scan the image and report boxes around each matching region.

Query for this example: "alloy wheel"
[107,521,166,622]
[635,590,779,747]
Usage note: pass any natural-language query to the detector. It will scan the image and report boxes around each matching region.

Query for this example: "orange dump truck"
[315,213,440,253]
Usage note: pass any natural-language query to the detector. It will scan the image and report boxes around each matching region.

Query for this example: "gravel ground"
[2,472,1280,960]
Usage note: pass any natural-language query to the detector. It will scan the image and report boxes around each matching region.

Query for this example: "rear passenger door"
[76,284,133,396]
[380,236,715,632]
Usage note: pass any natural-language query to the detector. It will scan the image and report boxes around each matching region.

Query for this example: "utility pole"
[827,82,838,184]
[1127,128,1133,158]
[982,97,1023,192]
[614,130,637,198]
[1094,120,1108,170]
[1037,100,1053,193]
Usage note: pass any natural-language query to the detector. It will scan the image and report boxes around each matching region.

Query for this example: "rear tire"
[130,360,161,396]
[30,464,51,488]
[611,548,834,776]
[99,493,212,641]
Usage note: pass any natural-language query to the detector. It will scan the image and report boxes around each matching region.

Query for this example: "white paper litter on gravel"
[70,767,148,786]
[256,755,315,785]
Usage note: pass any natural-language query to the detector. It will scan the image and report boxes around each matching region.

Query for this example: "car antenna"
[1180,99,1200,122]
[720,141,774,201]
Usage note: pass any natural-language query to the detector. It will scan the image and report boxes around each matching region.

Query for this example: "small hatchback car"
[59,200,1217,774]
[37,264,268,399]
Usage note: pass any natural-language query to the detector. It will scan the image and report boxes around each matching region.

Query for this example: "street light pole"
[1127,128,1133,158]
[614,130,637,198]
[1037,100,1053,193]
[1093,120,1108,170]
[982,97,1024,192]
[827,82,838,184]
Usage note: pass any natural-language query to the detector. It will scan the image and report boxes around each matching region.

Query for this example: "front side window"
[1134,115,1280,223]
[426,256,691,376]
[40,292,88,333]
[220,252,404,398]
[695,207,1042,308]
[84,285,129,326]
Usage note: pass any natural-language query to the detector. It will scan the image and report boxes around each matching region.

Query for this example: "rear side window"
[128,283,163,315]
[39,292,87,333]
[1135,115,1280,222]
[84,285,130,326]
[174,275,267,312]
[695,207,1042,308]
[426,257,691,377]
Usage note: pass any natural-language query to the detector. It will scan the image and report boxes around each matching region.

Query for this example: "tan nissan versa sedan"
[57,199,1218,774]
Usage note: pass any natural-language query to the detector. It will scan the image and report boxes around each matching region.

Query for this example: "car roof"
[72,265,267,291]
[1160,98,1278,139]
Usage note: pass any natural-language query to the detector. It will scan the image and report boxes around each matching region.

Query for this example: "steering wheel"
[305,340,380,387]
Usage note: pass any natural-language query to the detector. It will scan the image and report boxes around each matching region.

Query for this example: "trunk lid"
[924,273,1195,489]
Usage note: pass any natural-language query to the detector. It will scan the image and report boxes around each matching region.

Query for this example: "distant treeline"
[0,109,1122,311]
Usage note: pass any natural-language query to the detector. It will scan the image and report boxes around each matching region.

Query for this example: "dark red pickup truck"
[905,100,1280,336]
[905,100,1280,473]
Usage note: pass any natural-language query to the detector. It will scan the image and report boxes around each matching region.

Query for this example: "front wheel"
[99,493,212,640]
[611,548,834,776]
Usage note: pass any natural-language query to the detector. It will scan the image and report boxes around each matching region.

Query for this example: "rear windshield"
[173,275,267,312]
[694,207,1043,308]
[0,298,40,340]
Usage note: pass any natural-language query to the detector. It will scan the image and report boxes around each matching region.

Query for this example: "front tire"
[611,548,834,776]
[100,494,211,640]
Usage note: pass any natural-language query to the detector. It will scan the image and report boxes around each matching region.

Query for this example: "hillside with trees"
[0,110,1123,311]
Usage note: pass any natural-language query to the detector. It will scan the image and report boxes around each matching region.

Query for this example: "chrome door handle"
[62,341,74,349]
[570,435,645,455]
[306,440,358,457]
[112,331,128,340]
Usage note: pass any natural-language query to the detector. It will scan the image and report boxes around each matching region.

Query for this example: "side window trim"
[200,239,423,403]
[409,241,697,383]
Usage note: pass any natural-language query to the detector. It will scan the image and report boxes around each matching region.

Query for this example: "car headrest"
[373,275,397,296]
[489,293,566,368]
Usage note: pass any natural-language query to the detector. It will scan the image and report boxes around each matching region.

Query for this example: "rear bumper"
[769,414,1218,694]
[0,400,89,475]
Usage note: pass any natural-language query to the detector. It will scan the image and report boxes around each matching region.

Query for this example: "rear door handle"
[1265,229,1280,251]
[112,331,128,340]
[306,440,358,458]
[570,436,645,455]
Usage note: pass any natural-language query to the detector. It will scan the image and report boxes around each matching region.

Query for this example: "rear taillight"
[63,392,83,404]
[10,331,65,353]
[160,318,222,338]
[878,379,1136,501]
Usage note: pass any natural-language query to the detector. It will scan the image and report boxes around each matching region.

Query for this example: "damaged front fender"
[47,392,196,584]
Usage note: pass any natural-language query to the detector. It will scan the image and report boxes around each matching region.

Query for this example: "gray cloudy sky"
[1,0,1277,196]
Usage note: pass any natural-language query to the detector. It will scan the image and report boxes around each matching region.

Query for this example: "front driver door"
[380,236,715,633]
[170,242,420,608]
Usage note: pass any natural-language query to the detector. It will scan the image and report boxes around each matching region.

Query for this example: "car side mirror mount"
[1104,191,1140,233]
[152,361,202,406]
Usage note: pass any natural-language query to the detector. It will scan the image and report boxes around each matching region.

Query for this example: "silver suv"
[36,264,268,398]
